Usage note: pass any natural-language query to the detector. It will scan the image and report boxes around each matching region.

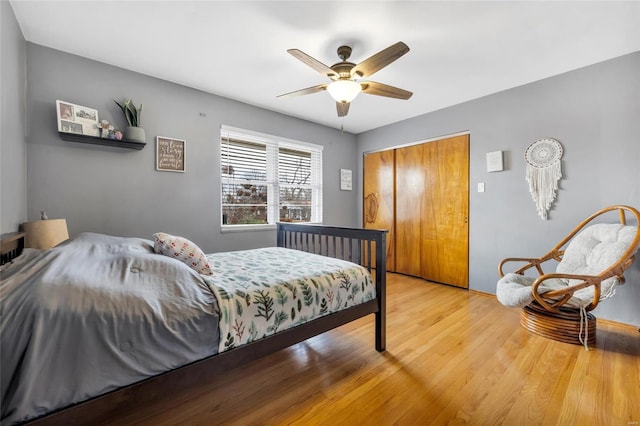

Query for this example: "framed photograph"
[60,120,83,135]
[56,100,99,136]
[156,136,185,172]
[340,168,353,191]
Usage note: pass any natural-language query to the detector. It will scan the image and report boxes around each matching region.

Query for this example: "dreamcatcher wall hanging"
[525,138,563,220]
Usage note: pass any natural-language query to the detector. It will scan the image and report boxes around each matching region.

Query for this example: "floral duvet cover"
[204,247,375,352]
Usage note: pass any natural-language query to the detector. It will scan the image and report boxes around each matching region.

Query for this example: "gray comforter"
[0,233,220,425]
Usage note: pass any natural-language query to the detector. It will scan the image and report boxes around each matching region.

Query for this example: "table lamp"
[23,218,69,250]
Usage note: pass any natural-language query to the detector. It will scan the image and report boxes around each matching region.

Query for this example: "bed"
[0,223,387,425]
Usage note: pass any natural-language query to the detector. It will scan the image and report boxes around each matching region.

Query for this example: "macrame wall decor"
[525,138,564,220]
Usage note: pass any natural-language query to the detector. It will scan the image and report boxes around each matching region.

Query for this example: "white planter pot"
[125,126,146,143]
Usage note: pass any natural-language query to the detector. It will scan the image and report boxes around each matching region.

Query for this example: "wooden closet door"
[363,150,396,271]
[394,143,424,277]
[421,135,469,288]
[365,134,469,288]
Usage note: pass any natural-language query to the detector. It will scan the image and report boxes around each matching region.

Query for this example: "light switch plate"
[478,182,485,192]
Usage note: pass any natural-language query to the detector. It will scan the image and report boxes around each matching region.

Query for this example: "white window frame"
[220,125,323,232]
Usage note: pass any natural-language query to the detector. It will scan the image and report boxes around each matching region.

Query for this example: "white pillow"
[152,232,213,276]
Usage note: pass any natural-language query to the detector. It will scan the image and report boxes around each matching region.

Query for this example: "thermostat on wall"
[486,151,504,172]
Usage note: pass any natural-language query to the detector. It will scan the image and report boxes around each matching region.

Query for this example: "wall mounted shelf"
[58,132,146,150]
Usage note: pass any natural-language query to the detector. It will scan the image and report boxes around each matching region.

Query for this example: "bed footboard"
[277,222,388,351]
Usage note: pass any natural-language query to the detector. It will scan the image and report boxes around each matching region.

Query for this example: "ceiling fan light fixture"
[327,80,361,103]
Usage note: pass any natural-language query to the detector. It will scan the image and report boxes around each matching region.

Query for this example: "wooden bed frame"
[0,232,25,265]
[0,223,387,425]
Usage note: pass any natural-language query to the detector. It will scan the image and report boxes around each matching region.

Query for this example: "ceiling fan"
[278,41,413,117]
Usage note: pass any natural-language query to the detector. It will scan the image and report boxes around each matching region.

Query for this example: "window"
[220,125,322,229]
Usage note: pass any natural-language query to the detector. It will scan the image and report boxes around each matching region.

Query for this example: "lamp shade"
[23,219,69,250]
[327,80,362,103]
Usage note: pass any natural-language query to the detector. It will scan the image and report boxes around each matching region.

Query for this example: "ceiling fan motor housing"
[333,46,356,79]
[337,45,352,61]
[332,62,356,79]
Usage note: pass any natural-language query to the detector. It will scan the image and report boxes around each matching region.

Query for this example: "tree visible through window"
[221,126,322,227]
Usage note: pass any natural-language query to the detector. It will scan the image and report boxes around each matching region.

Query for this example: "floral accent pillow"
[152,232,213,276]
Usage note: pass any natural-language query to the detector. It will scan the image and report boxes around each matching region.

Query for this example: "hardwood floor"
[113,273,639,425]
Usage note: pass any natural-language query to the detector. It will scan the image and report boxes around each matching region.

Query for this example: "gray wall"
[18,37,640,326]
[26,43,358,253]
[1,2,27,234]
[357,52,640,326]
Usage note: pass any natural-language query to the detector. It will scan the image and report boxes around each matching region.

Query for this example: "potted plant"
[114,99,145,143]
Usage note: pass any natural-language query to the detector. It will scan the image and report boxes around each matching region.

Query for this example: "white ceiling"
[10,1,640,134]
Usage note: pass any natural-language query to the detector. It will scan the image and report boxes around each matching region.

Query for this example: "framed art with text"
[340,168,353,190]
[156,136,186,172]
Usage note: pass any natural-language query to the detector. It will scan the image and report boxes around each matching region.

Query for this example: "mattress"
[205,247,375,351]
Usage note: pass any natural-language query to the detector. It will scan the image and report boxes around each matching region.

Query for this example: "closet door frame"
[363,131,470,288]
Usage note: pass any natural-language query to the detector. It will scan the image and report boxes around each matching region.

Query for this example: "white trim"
[220,223,276,233]
[363,130,470,155]
[221,125,323,152]
[220,125,323,228]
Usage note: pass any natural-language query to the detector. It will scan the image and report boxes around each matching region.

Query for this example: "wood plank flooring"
[111,273,640,425]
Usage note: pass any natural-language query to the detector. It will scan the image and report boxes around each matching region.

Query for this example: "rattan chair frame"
[498,205,640,314]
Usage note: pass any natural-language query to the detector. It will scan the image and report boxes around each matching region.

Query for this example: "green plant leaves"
[114,98,142,127]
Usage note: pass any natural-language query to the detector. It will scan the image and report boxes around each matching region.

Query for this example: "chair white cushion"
[496,273,566,307]
[557,223,635,275]
[496,223,637,308]
[557,223,636,305]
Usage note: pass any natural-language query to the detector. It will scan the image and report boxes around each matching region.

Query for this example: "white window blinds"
[220,125,322,228]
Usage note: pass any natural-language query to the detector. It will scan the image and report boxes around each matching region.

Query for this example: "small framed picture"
[340,168,353,191]
[56,100,99,136]
[60,120,83,134]
[156,136,185,173]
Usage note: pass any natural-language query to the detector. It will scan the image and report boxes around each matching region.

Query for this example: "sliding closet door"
[364,134,469,288]
[421,135,469,288]
[394,135,469,287]
[363,150,396,271]
[394,143,424,277]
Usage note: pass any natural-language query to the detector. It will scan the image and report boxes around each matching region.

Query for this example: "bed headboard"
[1,232,25,265]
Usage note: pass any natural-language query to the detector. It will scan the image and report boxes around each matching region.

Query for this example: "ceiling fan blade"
[361,81,413,100]
[350,41,410,79]
[287,49,339,80]
[278,84,328,98]
[336,102,350,117]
